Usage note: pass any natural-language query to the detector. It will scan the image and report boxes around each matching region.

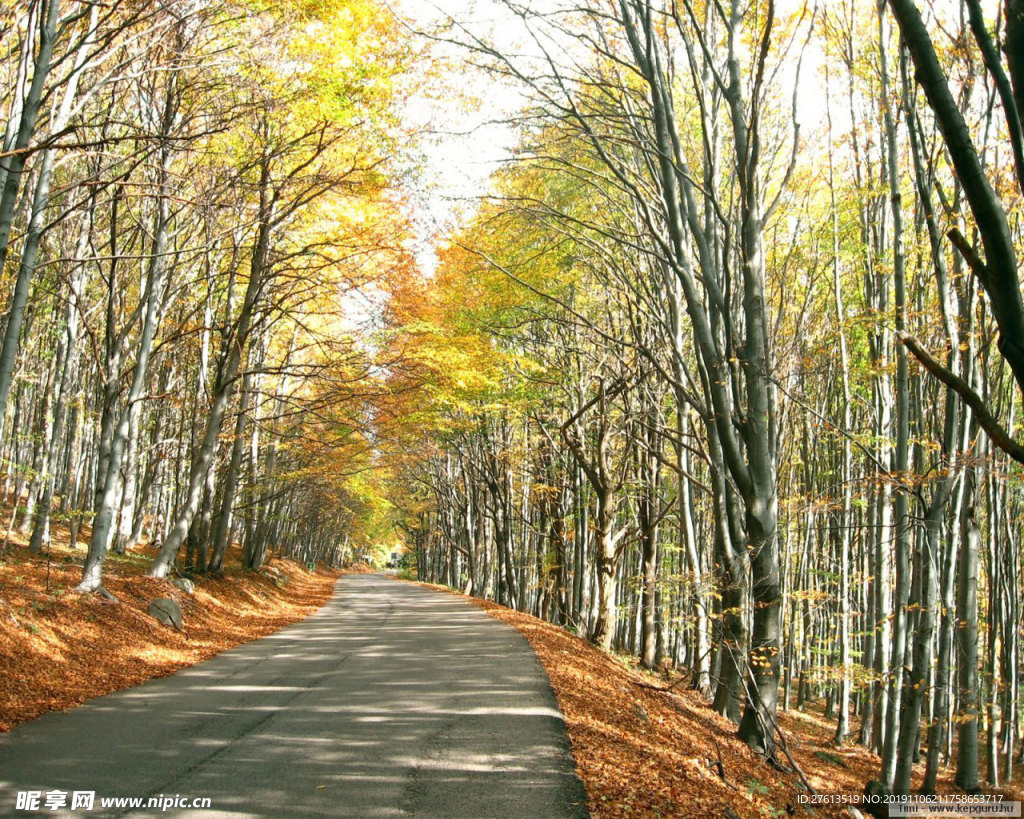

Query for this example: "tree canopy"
[3,0,1024,801]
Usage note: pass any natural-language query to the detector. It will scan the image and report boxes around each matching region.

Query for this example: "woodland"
[2,0,1024,807]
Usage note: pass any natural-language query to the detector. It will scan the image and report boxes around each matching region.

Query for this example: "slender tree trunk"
[149,169,270,578]
[879,4,913,784]
[207,371,252,573]
[77,98,176,592]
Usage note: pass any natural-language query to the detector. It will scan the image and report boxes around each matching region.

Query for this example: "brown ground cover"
[0,535,339,733]
[412,581,1024,819]
[5,546,1022,819]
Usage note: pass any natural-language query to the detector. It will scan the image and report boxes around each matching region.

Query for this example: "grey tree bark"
[0,0,64,445]
[149,157,272,578]
[76,78,178,593]
[878,3,913,785]
[886,0,1024,463]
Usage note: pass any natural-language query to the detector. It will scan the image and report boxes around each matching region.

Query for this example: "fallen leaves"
[0,538,339,733]
[423,586,1024,819]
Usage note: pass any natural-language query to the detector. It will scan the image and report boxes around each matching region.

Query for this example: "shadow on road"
[0,574,589,818]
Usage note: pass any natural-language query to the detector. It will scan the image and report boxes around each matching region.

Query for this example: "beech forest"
[2,0,1024,803]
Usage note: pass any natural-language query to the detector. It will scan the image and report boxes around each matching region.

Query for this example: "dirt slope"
[0,538,339,732]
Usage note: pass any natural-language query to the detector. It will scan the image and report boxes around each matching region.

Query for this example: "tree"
[886,0,1024,464]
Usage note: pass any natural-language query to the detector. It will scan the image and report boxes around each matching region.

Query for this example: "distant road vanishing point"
[0,574,589,818]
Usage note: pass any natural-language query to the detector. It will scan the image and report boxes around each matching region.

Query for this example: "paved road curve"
[0,574,589,818]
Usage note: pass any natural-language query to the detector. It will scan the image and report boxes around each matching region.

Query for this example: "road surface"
[0,574,589,818]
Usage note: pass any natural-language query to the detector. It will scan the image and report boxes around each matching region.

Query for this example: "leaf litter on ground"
[0,530,340,733]
[410,580,1024,819]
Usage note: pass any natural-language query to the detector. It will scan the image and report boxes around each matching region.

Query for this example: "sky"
[387,0,980,277]
[388,0,829,275]
[389,0,531,275]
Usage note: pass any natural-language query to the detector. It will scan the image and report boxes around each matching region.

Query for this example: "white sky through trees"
[391,0,984,276]
[392,0,529,276]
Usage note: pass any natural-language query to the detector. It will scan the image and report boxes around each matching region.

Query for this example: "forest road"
[0,573,589,818]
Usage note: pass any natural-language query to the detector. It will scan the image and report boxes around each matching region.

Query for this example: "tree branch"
[900,333,1024,464]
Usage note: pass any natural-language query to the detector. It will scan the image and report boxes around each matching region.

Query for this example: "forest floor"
[412,581,1024,819]
[0,527,341,733]
[5,539,1023,819]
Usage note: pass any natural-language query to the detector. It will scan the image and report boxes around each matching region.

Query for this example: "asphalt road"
[0,574,589,818]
